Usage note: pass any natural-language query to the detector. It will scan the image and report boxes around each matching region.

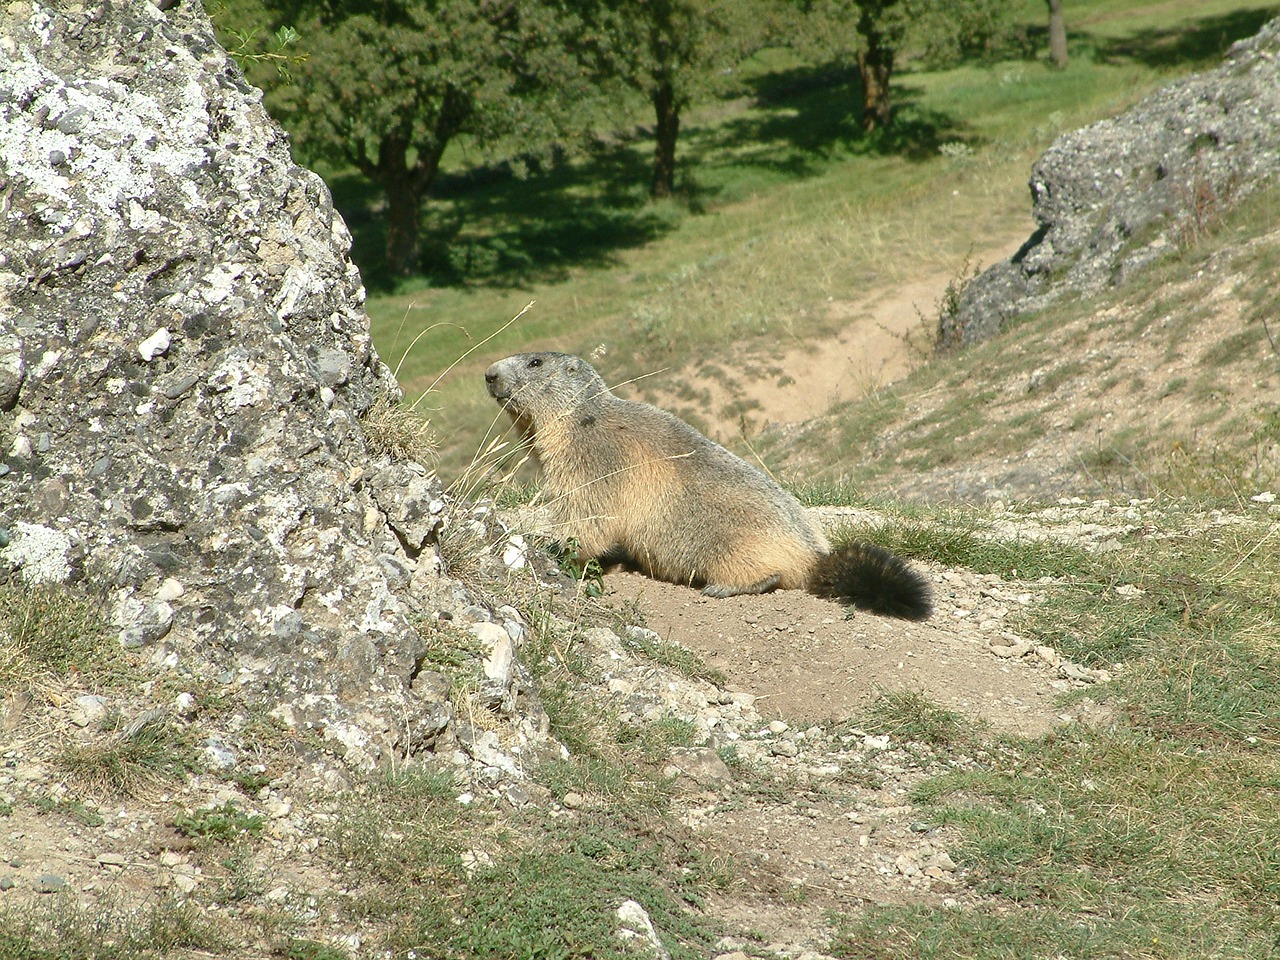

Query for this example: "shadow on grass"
[327,146,675,293]
[323,6,1276,293]
[331,63,965,292]
[698,62,968,172]
[1093,6,1280,69]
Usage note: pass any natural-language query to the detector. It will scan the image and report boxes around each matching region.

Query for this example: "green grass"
[174,802,266,843]
[831,510,1104,580]
[55,718,200,797]
[0,582,111,687]
[825,495,1280,959]
[859,690,977,748]
[328,765,724,959]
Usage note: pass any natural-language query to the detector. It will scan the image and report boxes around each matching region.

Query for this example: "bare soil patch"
[608,567,1063,736]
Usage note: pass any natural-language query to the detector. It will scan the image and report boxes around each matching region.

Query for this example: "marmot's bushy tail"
[807,542,933,621]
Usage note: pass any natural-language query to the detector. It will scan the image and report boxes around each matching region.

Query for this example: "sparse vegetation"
[0,583,111,688]
[553,537,607,598]
[0,897,229,960]
[828,493,1280,959]
[55,717,200,798]
[325,757,722,959]
[861,689,975,748]
[358,390,436,463]
[174,802,266,843]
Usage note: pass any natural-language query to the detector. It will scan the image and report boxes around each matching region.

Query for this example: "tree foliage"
[256,0,594,278]
[790,0,1014,131]
[584,0,766,198]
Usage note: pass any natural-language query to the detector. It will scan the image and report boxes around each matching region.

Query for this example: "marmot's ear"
[566,358,579,374]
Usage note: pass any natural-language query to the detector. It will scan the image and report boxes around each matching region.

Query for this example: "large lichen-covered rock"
[940,17,1280,348]
[0,1,463,767]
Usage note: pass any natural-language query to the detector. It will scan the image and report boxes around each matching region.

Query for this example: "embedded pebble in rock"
[136,329,171,362]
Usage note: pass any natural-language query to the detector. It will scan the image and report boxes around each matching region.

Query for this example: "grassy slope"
[353,0,1280,484]
[829,496,1280,959]
[775,179,1280,503]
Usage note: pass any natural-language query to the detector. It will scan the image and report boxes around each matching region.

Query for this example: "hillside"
[770,184,1280,503]
[2,3,1279,960]
[355,0,1280,485]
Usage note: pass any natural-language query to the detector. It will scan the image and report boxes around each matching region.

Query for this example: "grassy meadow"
[335,0,1280,482]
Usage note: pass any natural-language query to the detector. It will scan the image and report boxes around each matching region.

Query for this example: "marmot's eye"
[527,357,542,368]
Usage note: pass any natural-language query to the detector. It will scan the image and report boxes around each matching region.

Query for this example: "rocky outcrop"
[940,17,1280,348]
[0,2,519,768]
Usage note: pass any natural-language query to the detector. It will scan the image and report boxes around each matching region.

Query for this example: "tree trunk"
[376,133,447,278]
[382,180,422,278]
[651,77,680,199]
[1047,0,1068,69]
[856,10,894,132]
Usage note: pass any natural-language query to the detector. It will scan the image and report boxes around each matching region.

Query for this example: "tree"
[794,0,1010,132]
[1047,0,1068,69]
[586,1,763,198]
[257,0,591,277]
[852,0,906,131]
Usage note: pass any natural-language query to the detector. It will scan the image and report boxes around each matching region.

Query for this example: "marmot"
[484,352,931,620]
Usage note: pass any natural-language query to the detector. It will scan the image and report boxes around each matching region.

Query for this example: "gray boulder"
[941,17,1280,348]
[0,1,463,766]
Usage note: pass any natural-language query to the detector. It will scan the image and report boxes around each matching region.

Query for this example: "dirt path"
[651,236,1025,441]
[609,566,1063,736]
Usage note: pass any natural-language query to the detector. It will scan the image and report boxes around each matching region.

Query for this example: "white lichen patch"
[0,521,73,583]
[0,46,206,216]
[207,353,270,409]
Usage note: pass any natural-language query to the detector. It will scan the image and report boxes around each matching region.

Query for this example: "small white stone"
[155,577,184,602]
[171,873,199,894]
[69,695,110,728]
[137,328,171,361]
[502,535,528,570]
[616,899,670,960]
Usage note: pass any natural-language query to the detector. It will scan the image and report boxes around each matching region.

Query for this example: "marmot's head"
[485,352,610,427]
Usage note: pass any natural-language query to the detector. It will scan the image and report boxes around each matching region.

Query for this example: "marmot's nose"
[484,366,499,385]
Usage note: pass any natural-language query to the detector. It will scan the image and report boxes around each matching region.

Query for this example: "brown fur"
[484,352,931,618]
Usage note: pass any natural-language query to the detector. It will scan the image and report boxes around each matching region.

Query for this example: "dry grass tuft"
[360,391,437,464]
